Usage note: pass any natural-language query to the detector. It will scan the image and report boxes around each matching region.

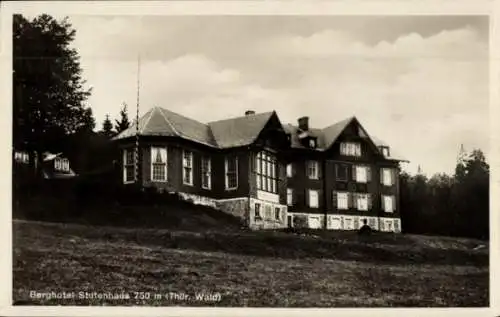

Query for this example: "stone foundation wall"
[178,192,217,208]
[248,198,287,230]
[215,198,250,224]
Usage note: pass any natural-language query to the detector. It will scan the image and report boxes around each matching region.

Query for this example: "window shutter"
[332,190,337,209]
[318,162,322,179]
[392,168,396,186]
[367,166,372,182]
[381,195,385,212]
[368,194,373,210]
[347,193,352,209]
[380,168,384,185]
[353,193,358,210]
[318,189,323,208]
[305,189,309,207]
[392,196,396,212]
[352,165,357,181]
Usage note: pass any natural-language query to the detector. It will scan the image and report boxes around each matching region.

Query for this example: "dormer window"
[309,138,317,148]
[379,146,390,157]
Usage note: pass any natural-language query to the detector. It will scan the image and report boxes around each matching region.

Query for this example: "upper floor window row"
[340,142,361,157]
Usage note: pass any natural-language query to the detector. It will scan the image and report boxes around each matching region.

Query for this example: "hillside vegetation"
[13,220,488,307]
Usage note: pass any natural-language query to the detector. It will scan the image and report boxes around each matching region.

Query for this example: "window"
[340,142,361,156]
[255,151,278,193]
[287,188,293,206]
[355,193,370,211]
[336,164,348,181]
[387,220,393,231]
[309,138,316,148]
[255,203,261,220]
[382,195,395,213]
[355,166,368,183]
[337,192,348,210]
[308,189,319,208]
[307,160,319,179]
[286,163,293,178]
[151,147,167,182]
[182,150,193,185]
[201,156,211,189]
[344,218,353,230]
[275,207,281,220]
[63,159,69,172]
[381,168,393,186]
[225,155,238,189]
[394,219,401,232]
[123,148,135,183]
[379,146,390,157]
[54,158,61,171]
[265,204,272,218]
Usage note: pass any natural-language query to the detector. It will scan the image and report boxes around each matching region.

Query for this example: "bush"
[293,215,308,229]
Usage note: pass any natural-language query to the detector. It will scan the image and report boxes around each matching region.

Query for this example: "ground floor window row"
[287,189,396,213]
[288,213,401,232]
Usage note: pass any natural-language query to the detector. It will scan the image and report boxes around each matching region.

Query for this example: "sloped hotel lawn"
[12,219,488,307]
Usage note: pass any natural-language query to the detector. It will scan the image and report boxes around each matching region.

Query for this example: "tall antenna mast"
[134,54,141,183]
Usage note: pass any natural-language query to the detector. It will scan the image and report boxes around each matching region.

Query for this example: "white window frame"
[151,147,168,182]
[287,188,293,206]
[254,202,262,220]
[275,207,281,220]
[340,142,362,157]
[356,193,369,211]
[286,163,293,178]
[308,189,319,208]
[309,138,316,148]
[182,150,194,186]
[201,156,212,190]
[337,192,349,210]
[123,148,135,184]
[54,158,61,171]
[307,160,319,179]
[355,166,368,183]
[255,151,278,193]
[63,159,69,172]
[383,195,395,213]
[225,155,238,190]
[381,168,393,186]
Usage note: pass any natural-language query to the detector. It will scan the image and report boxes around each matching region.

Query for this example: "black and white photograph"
[3,1,495,314]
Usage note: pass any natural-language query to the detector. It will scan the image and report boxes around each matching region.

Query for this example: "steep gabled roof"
[113,107,275,149]
[112,106,408,162]
[322,116,355,149]
[208,111,275,148]
[113,107,217,147]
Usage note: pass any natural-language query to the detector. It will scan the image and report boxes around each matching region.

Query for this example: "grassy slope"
[12,219,488,307]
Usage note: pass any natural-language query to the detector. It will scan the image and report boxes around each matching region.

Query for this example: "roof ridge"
[207,111,274,125]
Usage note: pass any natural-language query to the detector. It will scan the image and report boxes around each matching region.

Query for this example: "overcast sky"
[66,15,488,176]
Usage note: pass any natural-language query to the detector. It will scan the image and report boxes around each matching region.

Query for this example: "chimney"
[245,110,256,116]
[298,116,309,131]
